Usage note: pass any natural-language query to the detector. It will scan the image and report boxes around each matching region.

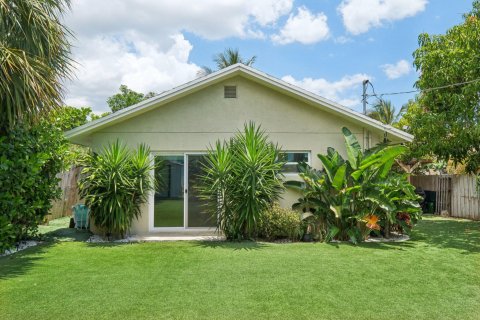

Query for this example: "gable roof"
[66,63,413,143]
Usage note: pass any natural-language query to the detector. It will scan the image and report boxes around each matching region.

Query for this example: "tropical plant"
[198,122,284,240]
[286,127,421,243]
[367,99,407,125]
[0,0,73,132]
[107,85,156,112]
[79,141,156,238]
[257,204,302,241]
[198,48,256,76]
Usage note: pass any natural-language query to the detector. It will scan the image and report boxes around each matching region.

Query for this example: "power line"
[365,77,480,99]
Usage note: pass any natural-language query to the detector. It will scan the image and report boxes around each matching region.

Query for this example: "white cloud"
[338,0,428,35]
[64,0,294,112]
[381,59,412,79]
[65,34,200,110]
[272,7,330,45]
[67,0,293,41]
[282,73,371,108]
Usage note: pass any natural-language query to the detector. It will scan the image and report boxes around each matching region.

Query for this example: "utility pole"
[362,79,369,115]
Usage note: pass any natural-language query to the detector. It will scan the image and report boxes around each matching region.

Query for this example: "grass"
[1,215,479,320]
[38,217,91,242]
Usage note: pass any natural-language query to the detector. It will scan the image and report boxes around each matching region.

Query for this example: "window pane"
[154,155,184,227]
[279,152,309,173]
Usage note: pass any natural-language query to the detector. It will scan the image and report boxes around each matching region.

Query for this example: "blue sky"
[65,0,473,114]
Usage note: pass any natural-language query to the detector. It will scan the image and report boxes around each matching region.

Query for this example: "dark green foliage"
[257,204,302,241]
[0,121,66,251]
[107,85,156,112]
[47,106,95,168]
[78,141,156,238]
[199,123,284,240]
[286,127,422,243]
[410,2,480,173]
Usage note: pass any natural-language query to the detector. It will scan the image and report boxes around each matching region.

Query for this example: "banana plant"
[285,127,418,243]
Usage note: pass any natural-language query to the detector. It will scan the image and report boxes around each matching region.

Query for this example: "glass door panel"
[187,154,215,228]
[154,155,184,227]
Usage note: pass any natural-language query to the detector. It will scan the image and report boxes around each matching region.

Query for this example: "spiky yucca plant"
[199,123,284,240]
[79,141,156,238]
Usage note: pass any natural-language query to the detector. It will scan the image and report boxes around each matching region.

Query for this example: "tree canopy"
[107,85,156,112]
[409,1,480,173]
[0,0,73,131]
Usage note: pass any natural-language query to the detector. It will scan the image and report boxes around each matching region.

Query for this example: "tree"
[0,0,73,132]
[367,99,407,126]
[48,106,97,168]
[198,48,256,76]
[49,106,94,131]
[411,2,480,173]
[107,85,156,112]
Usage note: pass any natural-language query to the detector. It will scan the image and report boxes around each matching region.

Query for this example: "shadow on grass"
[410,216,480,254]
[42,227,91,242]
[195,240,269,251]
[0,242,55,280]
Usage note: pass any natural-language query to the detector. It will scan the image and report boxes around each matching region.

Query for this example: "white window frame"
[280,151,311,176]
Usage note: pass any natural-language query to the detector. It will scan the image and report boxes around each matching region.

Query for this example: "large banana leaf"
[342,127,362,169]
[283,180,305,191]
[332,163,347,190]
[318,154,335,182]
[351,145,406,181]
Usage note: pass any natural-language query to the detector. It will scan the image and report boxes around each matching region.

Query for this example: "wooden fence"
[411,174,480,220]
[47,166,82,222]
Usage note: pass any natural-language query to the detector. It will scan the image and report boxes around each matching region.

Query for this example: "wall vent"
[224,86,237,98]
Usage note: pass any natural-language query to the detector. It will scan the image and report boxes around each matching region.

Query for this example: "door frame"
[148,151,211,232]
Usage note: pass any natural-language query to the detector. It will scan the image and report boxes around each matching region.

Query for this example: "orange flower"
[363,214,380,230]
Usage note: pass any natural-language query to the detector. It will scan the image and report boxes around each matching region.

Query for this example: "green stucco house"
[66,64,412,236]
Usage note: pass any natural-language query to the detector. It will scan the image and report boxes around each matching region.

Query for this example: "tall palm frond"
[367,99,407,125]
[198,48,256,77]
[0,0,73,131]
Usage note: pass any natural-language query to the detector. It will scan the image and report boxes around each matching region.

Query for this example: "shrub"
[0,121,65,252]
[199,122,285,240]
[79,141,156,238]
[257,204,301,241]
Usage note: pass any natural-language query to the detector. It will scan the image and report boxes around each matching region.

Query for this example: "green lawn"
[1,216,479,320]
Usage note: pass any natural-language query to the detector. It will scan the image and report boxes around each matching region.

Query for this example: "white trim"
[65,64,413,142]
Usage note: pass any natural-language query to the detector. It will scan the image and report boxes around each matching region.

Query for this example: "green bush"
[199,122,285,240]
[0,121,66,252]
[257,204,301,241]
[79,141,156,238]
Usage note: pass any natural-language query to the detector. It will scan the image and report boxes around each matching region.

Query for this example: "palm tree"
[367,99,407,125]
[0,0,73,132]
[198,48,256,77]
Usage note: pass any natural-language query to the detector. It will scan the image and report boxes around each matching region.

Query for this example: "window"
[224,85,237,98]
[279,152,310,173]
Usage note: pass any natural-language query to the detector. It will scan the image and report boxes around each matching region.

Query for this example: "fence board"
[451,175,480,220]
[412,174,479,220]
[46,166,82,222]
